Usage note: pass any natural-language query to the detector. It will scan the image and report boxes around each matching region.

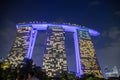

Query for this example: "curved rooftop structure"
[17,23,100,36]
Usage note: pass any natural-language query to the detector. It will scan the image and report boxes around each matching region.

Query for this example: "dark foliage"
[0,59,120,80]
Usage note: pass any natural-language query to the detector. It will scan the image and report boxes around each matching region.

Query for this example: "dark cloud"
[108,27,120,40]
[97,26,120,75]
[0,19,16,41]
[0,19,16,57]
[102,27,120,40]
[88,0,100,7]
[114,11,120,16]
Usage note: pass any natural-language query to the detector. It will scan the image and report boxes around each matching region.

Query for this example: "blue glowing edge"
[17,24,100,36]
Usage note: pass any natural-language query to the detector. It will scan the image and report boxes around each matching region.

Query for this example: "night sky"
[0,0,120,76]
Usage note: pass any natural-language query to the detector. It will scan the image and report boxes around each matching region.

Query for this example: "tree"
[67,72,76,80]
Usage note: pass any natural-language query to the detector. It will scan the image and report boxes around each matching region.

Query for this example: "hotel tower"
[5,23,103,77]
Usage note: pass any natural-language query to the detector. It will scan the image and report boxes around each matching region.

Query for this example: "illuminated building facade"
[42,26,67,77]
[5,23,103,77]
[105,66,119,78]
[77,30,103,78]
[5,24,37,67]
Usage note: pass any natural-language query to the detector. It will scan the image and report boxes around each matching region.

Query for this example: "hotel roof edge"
[16,23,100,36]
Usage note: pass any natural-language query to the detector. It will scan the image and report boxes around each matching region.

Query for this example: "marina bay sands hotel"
[5,22,103,77]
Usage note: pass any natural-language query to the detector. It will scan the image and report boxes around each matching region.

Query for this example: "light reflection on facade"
[77,30,103,78]
[42,26,67,77]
